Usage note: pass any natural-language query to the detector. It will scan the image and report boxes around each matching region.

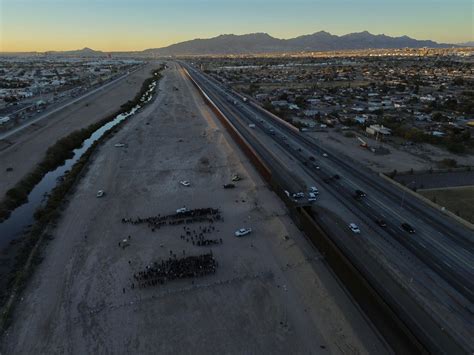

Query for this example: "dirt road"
[0,63,388,354]
[0,62,157,200]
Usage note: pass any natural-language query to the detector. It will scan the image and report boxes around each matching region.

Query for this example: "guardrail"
[380,173,474,231]
[181,65,468,354]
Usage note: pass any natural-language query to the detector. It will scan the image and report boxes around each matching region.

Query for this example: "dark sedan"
[401,223,416,233]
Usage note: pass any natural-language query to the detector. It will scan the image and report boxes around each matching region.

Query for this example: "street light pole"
[401,180,415,209]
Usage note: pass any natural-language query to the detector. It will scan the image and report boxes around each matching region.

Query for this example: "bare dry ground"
[309,130,473,173]
[0,63,157,200]
[419,186,474,224]
[0,63,388,354]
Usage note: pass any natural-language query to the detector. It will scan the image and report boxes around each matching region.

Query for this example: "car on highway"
[354,189,366,200]
[375,219,387,228]
[322,153,328,157]
[315,166,321,170]
[96,190,105,198]
[223,183,235,189]
[292,192,305,199]
[176,207,188,214]
[248,123,256,128]
[180,180,191,187]
[235,228,252,237]
[309,186,319,194]
[401,223,416,233]
[308,192,318,202]
[349,223,361,234]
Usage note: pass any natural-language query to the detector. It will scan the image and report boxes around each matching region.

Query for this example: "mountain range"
[143,31,455,56]
[2,31,463,57]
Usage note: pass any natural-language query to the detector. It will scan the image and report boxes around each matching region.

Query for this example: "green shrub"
[0,66,164,332]
[0,66,163,222]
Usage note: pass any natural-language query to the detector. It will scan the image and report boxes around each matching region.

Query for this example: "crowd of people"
[180,224,223,247]
[132,252,218,289]
[121,208,222,231]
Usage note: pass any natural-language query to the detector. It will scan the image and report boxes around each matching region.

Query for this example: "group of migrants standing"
[122,208,224,291]
[132,252,218,289]
[121,208,222,232]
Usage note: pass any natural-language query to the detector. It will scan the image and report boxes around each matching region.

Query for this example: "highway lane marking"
[192,68,474,271]
[353,189,474,268]
[329,170,474,267]
[0,65,145,141]
[193,67,474,305]
[192,74,307,192]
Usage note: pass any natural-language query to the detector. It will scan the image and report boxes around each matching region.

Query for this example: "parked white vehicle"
[308,192,318,202]
[292,192,304,199]
[179,180,191,187]
[349,223,360,234]
[96,190,105,198]
[176,207,188,214]
[322,153,328,157]
[309,186,319,194]
[235,228,252,237]
[114,143,126,148]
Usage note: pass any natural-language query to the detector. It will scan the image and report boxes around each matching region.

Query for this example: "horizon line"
[0,29,469,54]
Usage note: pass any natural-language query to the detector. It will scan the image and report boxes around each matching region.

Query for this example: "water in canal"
[0,80,158,251]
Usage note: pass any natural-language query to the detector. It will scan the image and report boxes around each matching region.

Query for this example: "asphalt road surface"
[395,170,474,189]
[0,64,144,141]
[182,63,474,352]
[0,62,157,200]
[0,63,388,354]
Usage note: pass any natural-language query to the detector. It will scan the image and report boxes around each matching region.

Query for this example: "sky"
[0,0,473,52]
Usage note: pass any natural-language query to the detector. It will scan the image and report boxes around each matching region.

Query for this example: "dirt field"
[0,63,388,354]
[0,62,157,200]
[309,130,473,173]
[232,80,370,92]
[395,171,474,189]
[419,186,474,224]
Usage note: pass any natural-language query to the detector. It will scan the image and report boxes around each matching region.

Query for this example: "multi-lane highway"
[0,64,145,141]
[182,62,474,352]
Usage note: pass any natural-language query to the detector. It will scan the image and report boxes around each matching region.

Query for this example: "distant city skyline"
[1,0,472,52]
